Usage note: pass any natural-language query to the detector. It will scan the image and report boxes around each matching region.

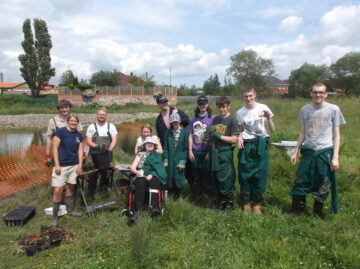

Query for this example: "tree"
[226,49,275,91]
[330,52,360,95]
[288,63,329,97]
[140,72,156,87]
[18,18,55,97]
[59,70,76,86]
[203,74,220,95]
[90,70,120,86]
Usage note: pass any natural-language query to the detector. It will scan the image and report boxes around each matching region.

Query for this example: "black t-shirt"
[212,115,239,149]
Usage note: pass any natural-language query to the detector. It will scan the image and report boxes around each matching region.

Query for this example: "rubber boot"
[290,196,306,215]
[149,189,161,218]
[253,203,263,215]
[64,196,82,217]
[225,199,234,212]
[313,200,324,218]
[51,202,61,227]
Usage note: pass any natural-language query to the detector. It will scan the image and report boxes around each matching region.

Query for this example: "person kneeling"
[128,137,167,224]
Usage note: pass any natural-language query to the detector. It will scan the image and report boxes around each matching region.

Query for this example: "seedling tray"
[3,206,36,226]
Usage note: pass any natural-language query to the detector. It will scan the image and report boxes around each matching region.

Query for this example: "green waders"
[290,146,339,213]
[237,137,269,204]
[163,128,188,194]
[87,135,112,196]
[211,146,235,202]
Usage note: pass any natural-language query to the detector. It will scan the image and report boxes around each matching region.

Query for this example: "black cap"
[197,95,208,105]
[156,94,168,104]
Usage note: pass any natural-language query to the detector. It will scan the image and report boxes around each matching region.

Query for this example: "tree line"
[18,19,360,97]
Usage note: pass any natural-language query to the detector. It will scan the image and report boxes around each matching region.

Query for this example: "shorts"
[51,165,78,187]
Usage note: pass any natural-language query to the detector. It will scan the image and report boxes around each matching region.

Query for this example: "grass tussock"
[0,96,360,268]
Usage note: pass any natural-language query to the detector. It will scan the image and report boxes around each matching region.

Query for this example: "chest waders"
[87,123,113,196]
[237,137,269,204]
[290,146,339,214]
[211,146,235,200]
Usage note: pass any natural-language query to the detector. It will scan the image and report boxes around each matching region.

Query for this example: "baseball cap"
[197,95,208,105]
[156,94,168,104]
[144,136,157,145]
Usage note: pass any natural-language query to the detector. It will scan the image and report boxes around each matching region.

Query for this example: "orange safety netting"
[0,145,51,199]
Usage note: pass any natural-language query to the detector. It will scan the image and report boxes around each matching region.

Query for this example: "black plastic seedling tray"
[3,206,36,226]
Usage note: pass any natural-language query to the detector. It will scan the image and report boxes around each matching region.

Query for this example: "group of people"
[47,82,345,226]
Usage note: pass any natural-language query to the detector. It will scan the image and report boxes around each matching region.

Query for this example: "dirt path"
[0,113,158,129]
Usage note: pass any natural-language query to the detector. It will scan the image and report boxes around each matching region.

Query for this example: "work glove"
[212,132,222,140]
[164,159,168,168]
[177,164,185,171]
[45,154,52,167]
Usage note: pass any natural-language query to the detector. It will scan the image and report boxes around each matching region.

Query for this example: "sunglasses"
[311,91,326,95]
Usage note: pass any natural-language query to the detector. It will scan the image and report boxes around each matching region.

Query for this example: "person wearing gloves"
[236,87,275,214]
[163,112,189,197]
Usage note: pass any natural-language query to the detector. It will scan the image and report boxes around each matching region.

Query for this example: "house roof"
[263,76,289,85]
[0,82,26,89]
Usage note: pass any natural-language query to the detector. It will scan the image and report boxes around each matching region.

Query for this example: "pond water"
[0,129,46,153]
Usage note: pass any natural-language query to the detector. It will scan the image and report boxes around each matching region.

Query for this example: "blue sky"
[1,0,359,87]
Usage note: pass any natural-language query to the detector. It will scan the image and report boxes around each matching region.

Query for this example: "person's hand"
[177,163,185,171]
[238,136,244,149]
[261,110,271,120]
[189,152,195,162]
[291,153,298,165]
[212,132,222,140]
[55,165,61,175]
[45,154,52,167]
[146,174,153,181]
[205,153,210,161]
[76,165,83,175]
[164,159,168,168]
[172,107,178,114]
[330,157,339,171]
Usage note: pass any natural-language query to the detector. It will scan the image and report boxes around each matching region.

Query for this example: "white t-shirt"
[235,103,273,139]
[86,122,118,138]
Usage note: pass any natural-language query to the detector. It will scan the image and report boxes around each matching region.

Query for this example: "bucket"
[90,149,110,170]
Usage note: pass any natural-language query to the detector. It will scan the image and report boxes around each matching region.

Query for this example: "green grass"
[0,96,359,268]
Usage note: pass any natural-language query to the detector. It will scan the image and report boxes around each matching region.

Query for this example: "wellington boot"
[290,196,306,215]
[252,203,263,215]
[65,196,83,217]
[313,200,324,218]
[51,202,60,227]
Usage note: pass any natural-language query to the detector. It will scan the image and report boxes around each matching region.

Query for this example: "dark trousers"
[133,176,161,211]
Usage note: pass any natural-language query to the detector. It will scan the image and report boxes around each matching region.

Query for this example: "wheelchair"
[121,174,167,225]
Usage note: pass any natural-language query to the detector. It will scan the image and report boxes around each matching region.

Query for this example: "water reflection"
[0,130,46,153]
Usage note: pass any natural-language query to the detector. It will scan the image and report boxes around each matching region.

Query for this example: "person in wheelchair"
[127,136,167,224]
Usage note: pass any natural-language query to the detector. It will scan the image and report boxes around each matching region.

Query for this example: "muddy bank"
[0,113,158,129]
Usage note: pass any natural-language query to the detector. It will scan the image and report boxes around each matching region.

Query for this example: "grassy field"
[0,96,359,268]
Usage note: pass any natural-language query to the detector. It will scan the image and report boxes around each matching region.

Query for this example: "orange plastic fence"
[0,145,51,199]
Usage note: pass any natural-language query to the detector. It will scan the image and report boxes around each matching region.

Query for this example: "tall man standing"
[155,94,189,146]
[45,99,82,166]
[210,96,239,211]
[236,88,275,214]
[290,83,346,217]
[86,108,118,194]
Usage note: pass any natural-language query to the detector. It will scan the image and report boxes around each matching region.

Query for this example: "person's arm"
[330,126,340,171]
[178,109,190,127]
[130,156,142,177]
[219,135,238,144]
[86,136,97,149]
[237,125,244,149]
[134,140,142,154]
[76,142,84,175]
[263,110,275,132]
[108,135,117,151]
[155,138,163,154]
[188,134,195,162]
[53,136,61,175]
[163,131,169,167]
[291,125,305,164]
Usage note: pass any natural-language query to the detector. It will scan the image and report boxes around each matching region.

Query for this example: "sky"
[1,0,360,87]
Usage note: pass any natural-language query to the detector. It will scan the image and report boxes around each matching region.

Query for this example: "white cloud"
[279,16,303,33]
[260,7,295,18]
